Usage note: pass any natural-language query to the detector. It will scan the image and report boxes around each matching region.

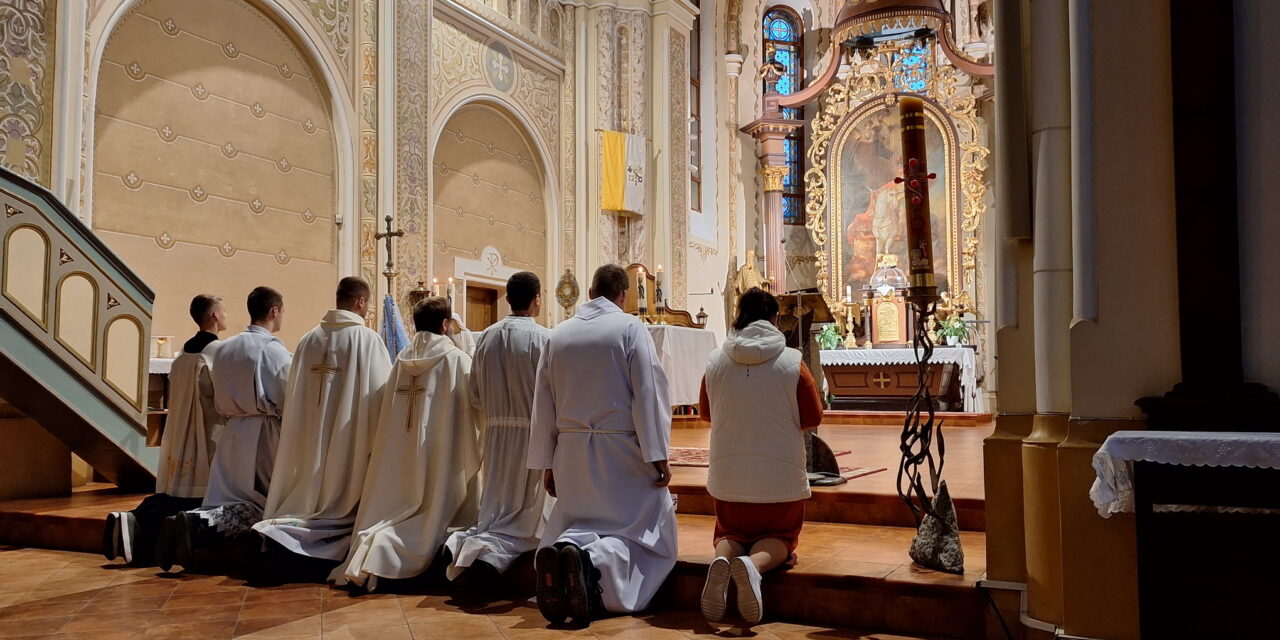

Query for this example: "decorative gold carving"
[5,204,21,217]
[760,165,789,192]
[106,294,121,309]
[59,249,73,264]
[805,39,990,307]
[556,268,579,314]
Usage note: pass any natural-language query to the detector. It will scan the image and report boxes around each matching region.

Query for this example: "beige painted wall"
[1236,0,1280,393]
[91,0,339,347]
[432,105,548,323]
[0,412,71,501]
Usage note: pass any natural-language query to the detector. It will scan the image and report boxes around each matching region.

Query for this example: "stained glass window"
[763,8,805,224]
[893,43,932,93]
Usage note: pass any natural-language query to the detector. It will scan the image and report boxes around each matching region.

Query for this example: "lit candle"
[432,277,440,297]
[846,284,853,302]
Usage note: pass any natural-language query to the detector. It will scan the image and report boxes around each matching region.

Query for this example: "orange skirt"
[712,498,805,561]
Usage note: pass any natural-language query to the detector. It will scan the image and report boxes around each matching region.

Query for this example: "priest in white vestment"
[104,294,226,565]
[444,272,551,589]
[254,278,392,570]
[157,287,291,572]
[528,264,676,625]
[449,312,477,357]
[333,297,481,589]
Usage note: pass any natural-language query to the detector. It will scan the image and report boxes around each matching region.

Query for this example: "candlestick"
[895,96,939,306]
[431,277,440,297]
[447,277,455,304]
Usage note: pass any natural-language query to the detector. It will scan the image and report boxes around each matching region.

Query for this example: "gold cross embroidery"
[309,350,343,406]
[396,375,427,432]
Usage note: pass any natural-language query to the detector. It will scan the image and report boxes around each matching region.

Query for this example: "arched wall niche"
[429,100,553,327]
[83,0,358,347]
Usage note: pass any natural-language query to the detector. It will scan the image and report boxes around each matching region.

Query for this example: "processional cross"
[375,214,405,297]
[310,348,343,407]
[396,375,427,432]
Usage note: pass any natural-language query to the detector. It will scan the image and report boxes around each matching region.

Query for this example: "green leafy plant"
[817,324,842,350]
[938,316,971,342]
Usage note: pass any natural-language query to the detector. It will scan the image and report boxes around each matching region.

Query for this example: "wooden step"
[0,488,987,639]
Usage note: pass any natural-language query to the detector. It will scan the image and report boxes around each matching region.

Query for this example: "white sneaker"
[119,512,137,564]
[701,557,731,622]
[730,555,763,625]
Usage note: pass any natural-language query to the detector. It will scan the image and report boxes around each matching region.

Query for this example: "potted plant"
[938,316,971,346]
[817,324,842,351]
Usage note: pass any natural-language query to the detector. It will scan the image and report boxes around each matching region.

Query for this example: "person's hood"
[576,296,623,321]
[722,320,786,365]
[396,331,458,375]
[321,309,365,329]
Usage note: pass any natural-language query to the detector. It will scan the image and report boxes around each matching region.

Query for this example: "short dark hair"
[733,287,779,331]
[189,294,222,325]
[247,286,284,322]
[413,296,451,334]
[336,277,371,309]
[506,271,541,312]
[590,264,629,302]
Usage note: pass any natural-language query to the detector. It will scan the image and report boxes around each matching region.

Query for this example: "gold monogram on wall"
[804,40,989,312]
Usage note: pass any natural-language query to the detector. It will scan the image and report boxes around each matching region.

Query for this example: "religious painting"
[834,105,954,297]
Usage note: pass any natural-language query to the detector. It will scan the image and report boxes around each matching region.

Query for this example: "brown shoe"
[534,546,567,624]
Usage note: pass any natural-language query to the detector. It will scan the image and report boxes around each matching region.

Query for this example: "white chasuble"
[156,345,223,499]
[203,326,292,510]
[528,297,677,613]
[333,332,481,588]
[444,315,551,580]
[254,310,392,560]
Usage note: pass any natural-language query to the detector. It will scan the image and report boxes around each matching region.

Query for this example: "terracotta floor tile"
[239,600,323,621]
[234,615,323,637]
[320,607,405,631]
[243,586,325,605]
[0,615,70,637]
[158,604,245,625]
[0,601,86,621]
[321,623,413,640]
[56,608,163,633]
[78,594,170,613]
[406,617,504,639]
[142,620,238,640]
[163,591,245,610]
[51,629,146,640]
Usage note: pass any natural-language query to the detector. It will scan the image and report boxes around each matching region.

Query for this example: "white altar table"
[647,325,718,406]
[1090,430,1280,516]
[819,346,983,412]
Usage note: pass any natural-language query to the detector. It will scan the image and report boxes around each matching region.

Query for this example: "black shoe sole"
[174,512,197,571]
[102,512,120,561]
[535,546,567,625]
[155,516,178,573]
[559,545,591,626]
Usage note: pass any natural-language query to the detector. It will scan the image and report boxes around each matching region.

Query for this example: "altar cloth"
[646,325,718,406]
[1090,430,1280,516]
[819,347,981,412]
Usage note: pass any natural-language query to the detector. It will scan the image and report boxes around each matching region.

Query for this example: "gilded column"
[740,113,799,292]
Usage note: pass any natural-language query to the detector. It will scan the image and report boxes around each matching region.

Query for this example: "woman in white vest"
[696,287,824,625]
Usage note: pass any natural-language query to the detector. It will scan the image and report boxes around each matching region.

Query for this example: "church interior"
[1,0,1277,638]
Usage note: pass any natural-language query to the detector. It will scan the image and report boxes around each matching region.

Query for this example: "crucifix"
[310,348,343,407]
[396,375,426,432]
[374,214,405,297]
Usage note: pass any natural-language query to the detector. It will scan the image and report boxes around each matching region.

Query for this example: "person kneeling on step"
[697,287,824,626]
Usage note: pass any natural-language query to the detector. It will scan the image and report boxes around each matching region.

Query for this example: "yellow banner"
[600,130,627,211]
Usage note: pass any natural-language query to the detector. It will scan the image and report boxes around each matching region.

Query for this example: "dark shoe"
[534,546,567,624]
[559,544,603,626]
[451,559,499,604]
[102,512,122,561]
[173,512,200,572]
[155,515,179,572]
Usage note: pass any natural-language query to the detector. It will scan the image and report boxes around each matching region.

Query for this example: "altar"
[647,325,718,407]
[819,347,982,412]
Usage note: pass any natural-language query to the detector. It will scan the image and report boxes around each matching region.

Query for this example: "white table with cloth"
[1090,430,1280,516]
[646,325,718,407]
[818,346,985,413]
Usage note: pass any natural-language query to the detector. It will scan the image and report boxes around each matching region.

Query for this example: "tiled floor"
[0,547,944,639]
